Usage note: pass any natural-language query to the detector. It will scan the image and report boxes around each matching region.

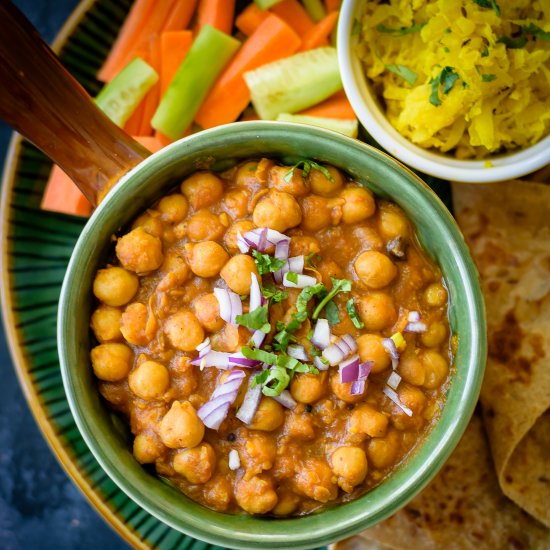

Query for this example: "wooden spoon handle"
[0,0,150,206]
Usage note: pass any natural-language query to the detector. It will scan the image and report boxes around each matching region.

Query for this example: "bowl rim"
[337,0,550,183]
[58,121,487,549]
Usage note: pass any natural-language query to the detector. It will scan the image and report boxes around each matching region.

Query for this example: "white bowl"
[337,0,550,183]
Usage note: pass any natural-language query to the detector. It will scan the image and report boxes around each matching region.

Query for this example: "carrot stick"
[123,103,145,134]
[299,11,339,51]
[235,3,269,36]
[195,0,236,35]
[41,165,92,217]
[324,0,341,11]
[195,14,301,129]
[138,35,161,136]
[132,135,165,153]
[98,0,156,82]
[270,0,315,35]
[162,0,198,31]
[299,90,355,120]
[160,31,193,96]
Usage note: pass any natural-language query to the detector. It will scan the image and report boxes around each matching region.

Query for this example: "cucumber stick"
[277,113,358,138]
[302,0,326,22]
[94,58,158,127]
[254,0,283,8]
[152,25,240,140]
[244,48,342,120]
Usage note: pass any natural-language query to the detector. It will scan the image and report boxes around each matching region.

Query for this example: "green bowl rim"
[59,121,486,550]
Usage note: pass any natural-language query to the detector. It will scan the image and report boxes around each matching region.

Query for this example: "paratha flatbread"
[453,180,550,527]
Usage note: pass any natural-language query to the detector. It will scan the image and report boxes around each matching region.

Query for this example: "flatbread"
[453,180,550,527]
[334,415,550,550]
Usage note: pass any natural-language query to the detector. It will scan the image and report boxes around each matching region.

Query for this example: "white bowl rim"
[337,0,550,183]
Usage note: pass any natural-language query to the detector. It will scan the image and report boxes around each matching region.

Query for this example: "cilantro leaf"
[482,74,497,82]
[497,34,527,49]
[351,18,362,36]
[254,366,290,397]
[481,46,489,57]
[386,64,417,85]
[251,250,285,275]
[312,277,352,320]
[522,23,550,42]
[242,346,277,365]
[296,283,326,313]
[325,300,340,325]
[376,21,425,35]
[235,305,271,333]
[286,272,299,284]
[346,298,365,329]
[429,66,459,107]
[472,0,500,16]
[284,159,334,184]
[261,283,287,304]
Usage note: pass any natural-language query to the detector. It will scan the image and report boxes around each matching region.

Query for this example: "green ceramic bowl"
[59,121,486,550]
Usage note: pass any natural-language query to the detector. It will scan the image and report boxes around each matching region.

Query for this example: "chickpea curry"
[90,158,452,516]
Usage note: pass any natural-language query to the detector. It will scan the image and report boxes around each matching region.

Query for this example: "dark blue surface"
[0,2,130,549]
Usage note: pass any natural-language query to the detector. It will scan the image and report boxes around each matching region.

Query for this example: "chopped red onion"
[242,228,289,252]
[236,232,250,253]
[387,371,402,390]
[273,255,304,283]
[383,387,413,417]
[249,273,262,312]
[250,329,266,349]
[404,321,428,333]
[382,338,399,370]
[283,272,317,288]
[228,449,240,470]
[273,390,297,409]
[350,380,366,396]
[236,377,262,424]
[228,353,262,368]
[287,344,309,361]
[191,351,259,369]
[274,239,290,260]
[358,361,373,380]
[197,370,246,430]
[408,310,421,323]
[196,337,211,357]
[313,356,329,371]
[339,354,360,383]
[323,334,358,366]
[214,288,242,324]
[311,319,330,350]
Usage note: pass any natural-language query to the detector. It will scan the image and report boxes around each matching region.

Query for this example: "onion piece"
[350,380,366,396]
[322,334,358,366]
[283,272,317,288]
[197,370,246,430]
[236,232,250,253]
[214,288,242,324]
[228,353,262,368]
[383,386,413,417]
[196,337,211,357]
[311,319,330,350]
[249,273,262,312]
[236,376,263,424]
[273,390,297,409]
[359,361,373,380]
[382,337,399,370]
[408,310,421,323]
[242,228,289,252]
[339,354,360,384]
[287,344,309,361]
[387,371,402,390]
[250,329,266,349]
[191,351,259,369]
[274,239,290,260]
[228,449,240,470]
[313,356,329,371]
[273,255,304,283]
[404,321,428,333]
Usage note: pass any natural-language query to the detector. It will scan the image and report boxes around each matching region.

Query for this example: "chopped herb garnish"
[482,74,497,82]
[481,46,489,57]
[472,0,500,16]
[242,346,277,365]
[376,21,425,35]
[522,23,550,42]
[296,283,326,313]
[351,18,362,36]
[261,282,287,303]
[497,34,527,49]
[273,311,308,351]
[286,271,299,284]
[305,252,321,267]
[429,66,459,107]
[346,299,365,329]
[252,366,289,397]
[235,305,271,333]
[284,159,334,183]
[325,300,340,325]
[309,346,321,357]
[312,277,352,320]
[251,250,285,275]
[497,24,550,50]
[386,64,417,85]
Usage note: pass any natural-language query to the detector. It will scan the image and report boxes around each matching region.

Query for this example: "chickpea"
[253,190,302,233]
[354,251,397,289]
[234,160,260,188]
[116,227,164,274]
[243,432,277,473]
[131,212,163,238]
[317,259,345,289]
[180,171,223,210]
[120,303,148,346]
[398,353,425,386]
[128,360,170,400]
[397,385,427,416]
[308,165,345,196]
[235,475,278,514]
[159,400,204,449]
[357,334,391,373]
[421,351,449,389]
[331,446,368,492]
[157,194,189,223]
[340,187,376,224]
[330,372,365,404]
[272,491,300,516]
[173,442,216,484]
[424,283,448,307]
[356,293,397,331]
[367,430,401,469]
[164,310,205,351]
[157,251,190,291]
[301,195,333,232]
[224,220,255,252]
[204,474,232,511]
[222,189,249,219]
[349,404,389,438]
[378,208,409,240]
[186,210,225,242]
[249,398,285,431]
[288,235,321,257]
[352,225,384,251]
[290,373,327,404]
[93,267,138,307]
[212,323,250,352]
[90,343,133,382]
[185,241,229,278]
[293,458,338,503]
[421,321,447,348]
[220,254,259,295]
[90,305,122,343]
[133,433,163,464]
[268,165,308,196]
[193,293,225,332]
[285,412,315,440]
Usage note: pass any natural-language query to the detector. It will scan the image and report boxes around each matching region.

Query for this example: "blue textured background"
[0,1,129,548]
